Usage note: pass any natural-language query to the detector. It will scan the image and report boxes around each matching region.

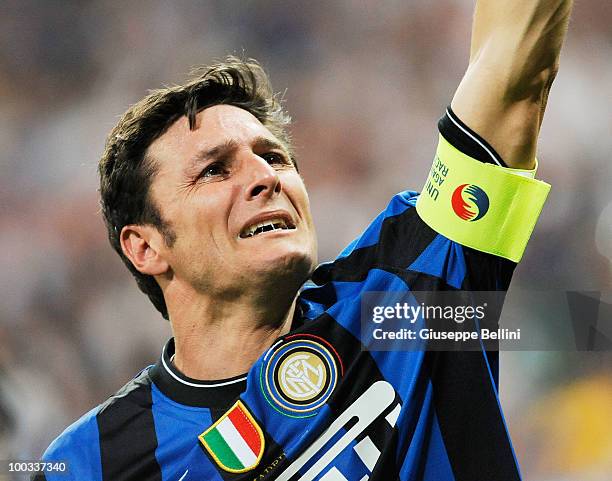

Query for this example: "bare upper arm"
[451,0,572,169]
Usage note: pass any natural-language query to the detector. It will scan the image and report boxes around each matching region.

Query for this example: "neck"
[166,283,297,380]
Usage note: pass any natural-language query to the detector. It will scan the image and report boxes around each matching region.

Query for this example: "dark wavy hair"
[98,56,293,320]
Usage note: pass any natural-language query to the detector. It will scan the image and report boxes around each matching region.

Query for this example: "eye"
[261,152,288,166]
[199,162,228,179]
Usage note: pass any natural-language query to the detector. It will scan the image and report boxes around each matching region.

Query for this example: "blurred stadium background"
[0,1,610,479]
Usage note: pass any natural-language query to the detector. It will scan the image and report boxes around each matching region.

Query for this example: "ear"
[120,224,169,276]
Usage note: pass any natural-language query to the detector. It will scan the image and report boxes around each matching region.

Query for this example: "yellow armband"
[416,135,550,262]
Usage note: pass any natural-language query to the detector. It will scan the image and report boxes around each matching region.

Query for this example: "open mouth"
[239,218,296,238]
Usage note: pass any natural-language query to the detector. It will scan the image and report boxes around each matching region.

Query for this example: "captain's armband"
[416,135,550,262]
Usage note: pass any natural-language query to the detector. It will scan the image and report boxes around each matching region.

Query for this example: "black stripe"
[396,269,459,292]
[461,246,516,291]
[97,370,162,481]
[461,247,515,386]
[428,351,521,481]
[30,473,47,481]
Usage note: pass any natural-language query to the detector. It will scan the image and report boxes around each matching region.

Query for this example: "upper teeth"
[241,218,293,238]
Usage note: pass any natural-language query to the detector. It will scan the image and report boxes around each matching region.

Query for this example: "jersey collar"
[149,338,247,408]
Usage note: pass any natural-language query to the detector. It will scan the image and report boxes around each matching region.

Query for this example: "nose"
[243,153,282,201]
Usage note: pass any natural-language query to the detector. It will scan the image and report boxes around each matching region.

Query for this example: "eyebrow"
[252,136,287,153]
[188,139,238,168]
[187,136,288,168]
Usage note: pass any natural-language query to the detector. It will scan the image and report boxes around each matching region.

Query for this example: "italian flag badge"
[199,400,265,473]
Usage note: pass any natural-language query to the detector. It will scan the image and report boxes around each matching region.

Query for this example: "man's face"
[146,105,317,296]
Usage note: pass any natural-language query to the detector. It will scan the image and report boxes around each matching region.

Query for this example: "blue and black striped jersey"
[36,114,523,481]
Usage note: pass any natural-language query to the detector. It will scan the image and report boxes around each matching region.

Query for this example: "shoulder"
[329,189,427,262]
[97,366,155,416]
[299,190,434,307]
[333,190,421,259]
[380,190,420,218]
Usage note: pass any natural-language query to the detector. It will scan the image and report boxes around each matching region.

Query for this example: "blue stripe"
[42,406,103,481]
[398,388,455,481]
[150,383,223,481]
[408,234,467,288]
[478,350,523,477]
[421,411,455,480]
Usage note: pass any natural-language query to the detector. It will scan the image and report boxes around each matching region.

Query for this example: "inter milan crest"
[261,334,342,417]
[199,401,265,473]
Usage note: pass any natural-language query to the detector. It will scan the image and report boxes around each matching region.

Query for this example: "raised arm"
[451,0,573,169]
